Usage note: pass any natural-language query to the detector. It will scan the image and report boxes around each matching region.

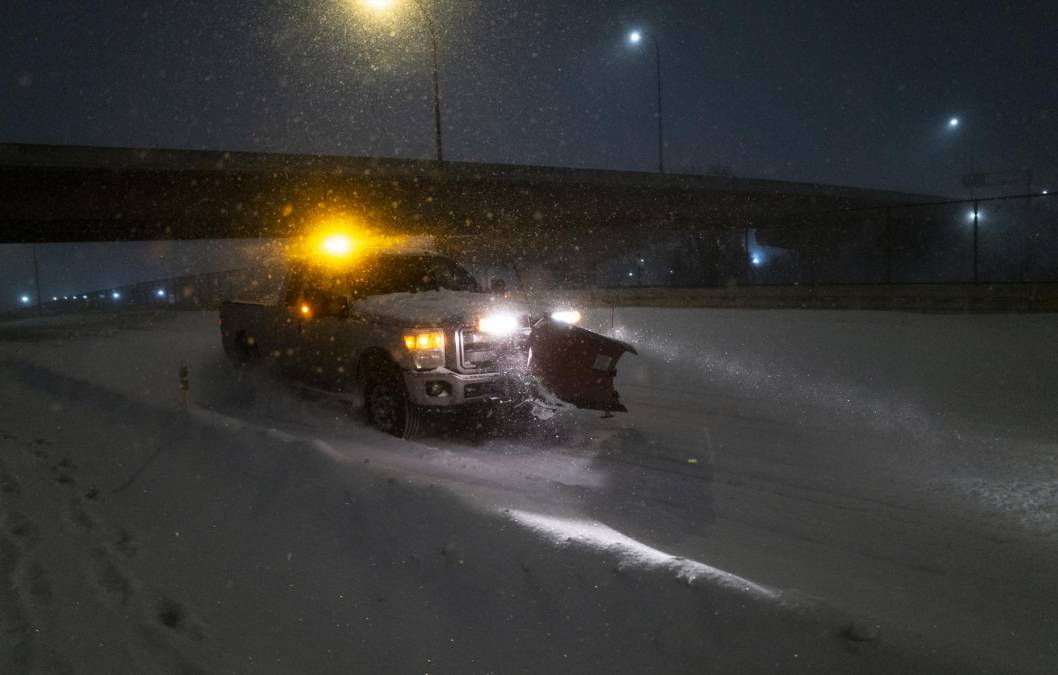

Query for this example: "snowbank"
[0,353,942,673]
[2,307,1055,672]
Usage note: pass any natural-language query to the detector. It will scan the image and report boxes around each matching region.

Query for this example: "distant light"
[1044,190,1049,195]
[82,295,87,300]
[948,117,960,128]
[751,254,763,266]
[63,296,68,300]
[112,291,121,300]
[19,295,30,304]
[627,271,634,277]
[628,30,642,45]
[639,258,645,264]
[156,288,166,298]
[52,296,58,301]
[968,210,983,223]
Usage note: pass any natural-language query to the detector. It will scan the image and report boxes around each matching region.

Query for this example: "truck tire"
[364,366,425,439]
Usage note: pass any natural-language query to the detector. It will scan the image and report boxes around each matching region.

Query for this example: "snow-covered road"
[1,307,1055,672]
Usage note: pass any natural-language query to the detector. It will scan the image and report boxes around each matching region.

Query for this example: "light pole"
[31,243,43,316]
[628,29,664,173]
[363,0,444,162]
[947,115,976,197]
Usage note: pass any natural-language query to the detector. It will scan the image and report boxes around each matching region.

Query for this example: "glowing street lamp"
[948,117,960,128]
[626,28,665,173]
[362,0,445,162]
[19,294,30,304]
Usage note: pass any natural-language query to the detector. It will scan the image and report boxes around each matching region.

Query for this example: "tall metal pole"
[31,243,44,317]
[414,0,443,162]
[884,208,893,284]
[972,200,979,284]
[744,228,753,284]
[653,37,664,174]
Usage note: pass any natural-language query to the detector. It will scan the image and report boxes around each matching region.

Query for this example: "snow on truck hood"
[351,290,529,326]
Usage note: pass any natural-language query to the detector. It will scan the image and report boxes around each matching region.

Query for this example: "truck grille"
[456,324,530,373]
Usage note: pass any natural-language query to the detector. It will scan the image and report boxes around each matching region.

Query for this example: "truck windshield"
[366,254,481,295]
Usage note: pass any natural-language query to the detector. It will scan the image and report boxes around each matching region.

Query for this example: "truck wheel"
[364,367,425,439]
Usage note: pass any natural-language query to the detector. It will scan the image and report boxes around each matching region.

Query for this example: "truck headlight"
[478,312,520,336]
[550,309,581,324]
[403,330,445,369]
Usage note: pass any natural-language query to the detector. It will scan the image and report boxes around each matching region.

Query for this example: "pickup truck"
[220,249,635,438]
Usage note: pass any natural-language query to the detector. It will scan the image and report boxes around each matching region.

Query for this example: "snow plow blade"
[528,319,637,412]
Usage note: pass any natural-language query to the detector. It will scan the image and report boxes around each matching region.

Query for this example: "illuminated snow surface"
[1,307,1056,673]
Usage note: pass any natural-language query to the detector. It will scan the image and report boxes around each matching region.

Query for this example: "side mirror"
[490,278,507,294]
[300,294,349,319]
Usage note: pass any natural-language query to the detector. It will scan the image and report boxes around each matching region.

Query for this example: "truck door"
[295,268,360,391]
[278,264,312,380]
[527,319,636,412]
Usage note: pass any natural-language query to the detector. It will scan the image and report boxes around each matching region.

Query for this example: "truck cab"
[221,249,635,438]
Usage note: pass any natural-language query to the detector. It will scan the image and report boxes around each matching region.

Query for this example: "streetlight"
[627,28,665,173]
[19,295,30,304]
[948,117,960,128]
[362,0,445,162]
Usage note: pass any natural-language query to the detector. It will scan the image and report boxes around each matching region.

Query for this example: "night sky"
[2,1,1056,196]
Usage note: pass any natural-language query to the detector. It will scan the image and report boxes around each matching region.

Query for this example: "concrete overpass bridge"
[1,142,945,288]
[0,143,930,243]
[2,143,1053,311]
